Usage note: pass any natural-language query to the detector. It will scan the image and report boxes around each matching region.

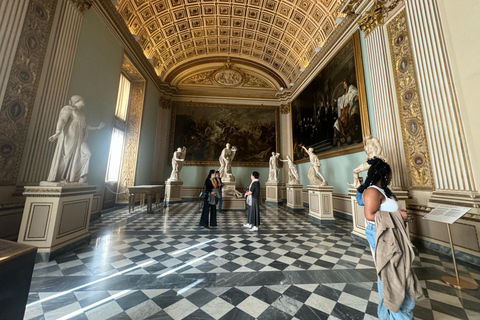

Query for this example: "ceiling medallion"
[212,58,244,87]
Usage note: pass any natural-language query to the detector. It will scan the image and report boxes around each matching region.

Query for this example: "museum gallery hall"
[1,0,480,319]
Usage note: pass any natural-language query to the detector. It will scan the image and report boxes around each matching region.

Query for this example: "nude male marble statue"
[302,146,328,186]
[280,155,300,185]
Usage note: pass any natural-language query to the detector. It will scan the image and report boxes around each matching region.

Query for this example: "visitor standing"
[243,171,260,231]
[199,170,218,228]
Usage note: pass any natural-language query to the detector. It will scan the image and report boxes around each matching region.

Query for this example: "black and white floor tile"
[24,202,480,320]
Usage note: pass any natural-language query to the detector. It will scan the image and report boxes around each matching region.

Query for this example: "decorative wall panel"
[0,0,57,185]
[386,10,434,190]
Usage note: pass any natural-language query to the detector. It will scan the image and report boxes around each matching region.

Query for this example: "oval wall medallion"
[213,69,243,87]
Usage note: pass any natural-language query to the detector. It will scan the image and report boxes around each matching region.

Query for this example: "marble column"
[363,26,409,193]
[280,104,292,200]
[405,0,480,207]
[0,0,30,108]
[17,0,87,185]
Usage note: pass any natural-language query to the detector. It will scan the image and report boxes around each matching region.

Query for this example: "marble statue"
[168,146,186,181]
[348,134,387,188]
[280,155,300,185]
[218,143,237,182]
[268,152,281,182]
[302,146,327,186]
[47,95,104,184]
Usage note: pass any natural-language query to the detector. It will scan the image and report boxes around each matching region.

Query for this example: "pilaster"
[0,0,30,108]
[360,12,409,191]
[17,0,88,185]
[405,0,480,208]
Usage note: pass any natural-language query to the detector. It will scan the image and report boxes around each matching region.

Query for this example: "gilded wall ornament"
[69,0,93,13]
[387,10,434,190]
[0,0,57,185]
[281,104,291,114]
[358,2,384,37]
[117,82,146,201]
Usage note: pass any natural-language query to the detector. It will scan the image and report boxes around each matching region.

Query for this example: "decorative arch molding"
[165,56,287,88]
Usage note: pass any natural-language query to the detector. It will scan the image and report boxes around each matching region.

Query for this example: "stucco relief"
[387,10,434,190]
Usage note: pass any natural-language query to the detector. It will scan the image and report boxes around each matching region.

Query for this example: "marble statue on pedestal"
[302,146,327,186]
[348,134,387,188]
[46,95,104,184]
[218,143,237,182]
[168,147,186,181]
[280,155,300,185]
[268,152,281,182]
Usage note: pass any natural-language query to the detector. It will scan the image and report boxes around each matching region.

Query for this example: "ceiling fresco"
[116,0,343,88]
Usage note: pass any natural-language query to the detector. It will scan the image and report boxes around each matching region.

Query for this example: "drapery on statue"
[302,146,328,186]
[348,134,387,188]
[268,152,280,182]
[168,146,186,181]
[280,155,300,185]
[47,95,104,184]
[218,143,237,182]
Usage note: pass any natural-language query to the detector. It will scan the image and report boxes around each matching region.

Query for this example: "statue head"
[226,143,231,149]
[272,152,275,156]
[177,147,182,152]
[70,95,84,108]
[364,134,372,144]
[308,147,314,153]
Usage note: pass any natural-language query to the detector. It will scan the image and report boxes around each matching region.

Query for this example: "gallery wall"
[136,82,161,185]
[66,9,123,188]
[437,0,480,191]
[296,31,377,195]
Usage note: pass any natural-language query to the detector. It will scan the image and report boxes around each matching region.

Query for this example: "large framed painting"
[291,31,370,162]
[170,103,280,167]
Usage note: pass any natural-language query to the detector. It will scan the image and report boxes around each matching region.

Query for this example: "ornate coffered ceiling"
[116,0,343,88]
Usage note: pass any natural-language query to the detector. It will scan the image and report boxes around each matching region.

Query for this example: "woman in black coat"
[199,169,218,228]
[243,171,260,231]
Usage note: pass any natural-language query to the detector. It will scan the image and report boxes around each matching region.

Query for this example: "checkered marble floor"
[24,203,480,320]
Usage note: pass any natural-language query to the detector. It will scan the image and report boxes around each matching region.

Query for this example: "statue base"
[222,181,246,210]
[18,185,97,262]
[349,188,408,240]
[165,180,183,204]
[39,181,88,187]
[307,185,334,221]
[265,181,283,205]
[286,184,304,211]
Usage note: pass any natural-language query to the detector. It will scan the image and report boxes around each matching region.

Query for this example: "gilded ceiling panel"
[117,0,342,86]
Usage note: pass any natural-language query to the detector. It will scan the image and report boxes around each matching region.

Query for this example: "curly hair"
[357,157,396,200]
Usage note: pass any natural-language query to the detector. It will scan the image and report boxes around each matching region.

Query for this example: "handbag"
[199,185,208,200]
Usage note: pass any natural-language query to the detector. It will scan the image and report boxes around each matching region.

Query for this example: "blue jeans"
[217,197,223,211]
[365,223,415,320]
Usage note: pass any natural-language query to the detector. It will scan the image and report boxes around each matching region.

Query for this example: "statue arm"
[87,122,105,131]
[49,107,71,141]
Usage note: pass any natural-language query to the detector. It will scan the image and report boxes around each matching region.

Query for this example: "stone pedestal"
[349,188,408,241]
[265,181,283,205]
[18,185,96,261]
[165,180,183,204]
[308,185,334,221]
[222,181,246,210]
[286,184,303,211]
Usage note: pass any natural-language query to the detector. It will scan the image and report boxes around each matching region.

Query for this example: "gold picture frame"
[291,31,370,163]
[169,102,280,167]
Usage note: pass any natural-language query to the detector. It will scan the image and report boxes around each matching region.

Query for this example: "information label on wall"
[423,205,470,224]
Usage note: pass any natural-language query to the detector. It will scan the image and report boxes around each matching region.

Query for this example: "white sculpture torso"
[168,147,186,181]
[302,147,327,186]
[218,144,237,182]
[268,153,280,182]
[281,156,300,185]
[46,95,104,184]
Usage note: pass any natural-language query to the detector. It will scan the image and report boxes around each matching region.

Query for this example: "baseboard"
[35,234,91,262]
[333,210,353,221]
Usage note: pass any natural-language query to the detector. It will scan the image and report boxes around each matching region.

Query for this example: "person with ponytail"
[357,157,423,319]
